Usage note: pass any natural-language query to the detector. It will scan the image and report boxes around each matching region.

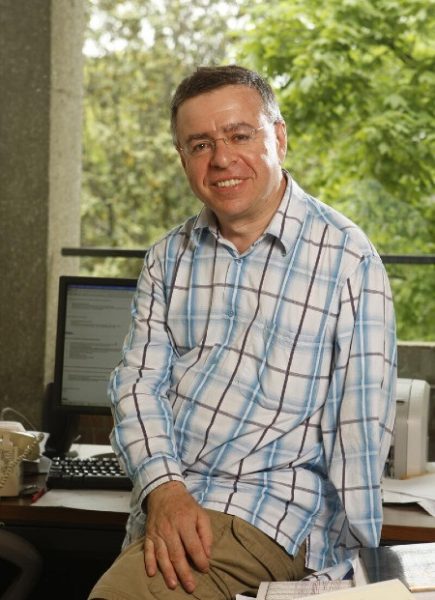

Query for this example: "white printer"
[387,378,431,479]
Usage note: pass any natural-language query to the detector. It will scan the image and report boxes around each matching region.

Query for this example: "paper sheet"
[384,473,435,500]
[33,488,131,512]
[256,580,353,599]
[383,472,435,516]
[382,489,435,516]
[293,579,414,599]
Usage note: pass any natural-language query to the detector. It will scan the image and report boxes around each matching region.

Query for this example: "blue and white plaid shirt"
[109,174,397,577]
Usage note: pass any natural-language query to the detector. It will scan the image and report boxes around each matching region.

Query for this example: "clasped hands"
[144,481,213,593]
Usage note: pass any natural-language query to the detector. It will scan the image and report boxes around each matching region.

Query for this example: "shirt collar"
[190,206,218,247]
[190,170,307,254]
[266,171,307,256]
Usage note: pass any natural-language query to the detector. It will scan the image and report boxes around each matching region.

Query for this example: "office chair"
[0,530,42,599]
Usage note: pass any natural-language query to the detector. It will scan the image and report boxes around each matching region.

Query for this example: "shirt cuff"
[134,454,184,508]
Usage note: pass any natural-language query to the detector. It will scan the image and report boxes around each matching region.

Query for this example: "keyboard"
[46,455,133,491]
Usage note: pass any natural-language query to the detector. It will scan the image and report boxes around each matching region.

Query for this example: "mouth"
[214,178,243,188]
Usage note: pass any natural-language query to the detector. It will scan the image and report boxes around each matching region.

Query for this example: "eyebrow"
[184,121,255,144]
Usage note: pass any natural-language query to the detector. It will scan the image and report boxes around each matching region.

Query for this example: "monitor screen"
[52,275,137,415]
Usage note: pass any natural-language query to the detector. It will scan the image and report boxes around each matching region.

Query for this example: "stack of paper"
[359,543,435,592]
[255,579,413,599]
[299,579,413,599]
[256,580,353,599]
[382,472,435,516]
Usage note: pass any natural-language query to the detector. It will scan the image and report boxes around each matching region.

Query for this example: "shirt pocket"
[238,324,332,415]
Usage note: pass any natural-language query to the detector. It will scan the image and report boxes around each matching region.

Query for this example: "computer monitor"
[52,275,137,416]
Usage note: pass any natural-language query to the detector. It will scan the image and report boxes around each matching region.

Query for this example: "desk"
[382,504,435,543]
[0,474,127,600]
[0,479,128,529]
[2,491,435,599]
[4,492,434,543]
[1,451,435,599]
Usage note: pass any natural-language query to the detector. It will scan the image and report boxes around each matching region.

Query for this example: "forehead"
[176,85,265,138]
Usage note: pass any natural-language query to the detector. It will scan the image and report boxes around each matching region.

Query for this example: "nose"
[209,137,236,168]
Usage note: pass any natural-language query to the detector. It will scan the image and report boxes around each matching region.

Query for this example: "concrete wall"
[0,0,83,428]
[45,0,84,383]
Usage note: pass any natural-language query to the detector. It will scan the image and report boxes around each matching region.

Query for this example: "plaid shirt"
[109,174,397,576]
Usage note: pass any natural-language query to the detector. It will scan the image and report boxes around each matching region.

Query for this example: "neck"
[219,221,268,253]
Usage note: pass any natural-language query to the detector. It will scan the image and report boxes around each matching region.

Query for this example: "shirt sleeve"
[320,253,397,552]
[108,245,184,509]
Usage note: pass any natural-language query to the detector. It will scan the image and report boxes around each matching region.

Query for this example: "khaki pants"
[89,510,310,600]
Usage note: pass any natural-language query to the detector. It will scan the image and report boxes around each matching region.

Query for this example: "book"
[359,542,435,592]
[256,579,414,599]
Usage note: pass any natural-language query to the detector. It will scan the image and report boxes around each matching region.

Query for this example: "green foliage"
[237,0,435,340]
[389,264,435,342]
[81,0,434,339]
[81,0,243,277]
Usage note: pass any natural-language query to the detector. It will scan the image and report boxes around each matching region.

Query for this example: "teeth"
[216,179,242,188]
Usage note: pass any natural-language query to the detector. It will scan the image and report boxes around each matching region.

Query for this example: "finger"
[154,537,180,590]
[179,525,210,574]
[144,537,157,577]
[161,534,197,592]
[171,557,196,593]
[197,511,213,558]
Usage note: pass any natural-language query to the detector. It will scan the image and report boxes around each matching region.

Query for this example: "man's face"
[175,85,287,231]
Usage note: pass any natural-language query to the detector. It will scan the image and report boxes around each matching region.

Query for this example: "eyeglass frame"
[176,125,266,158]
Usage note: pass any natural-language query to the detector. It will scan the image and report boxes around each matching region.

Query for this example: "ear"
[275,121,287,164]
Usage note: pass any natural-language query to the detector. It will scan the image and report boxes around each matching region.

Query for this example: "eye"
[231,131,253,144]
[190,140,212,155]
[230,127,255,145]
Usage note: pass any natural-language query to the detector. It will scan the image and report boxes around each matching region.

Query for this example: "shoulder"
[145,215,198,266]
[299,191,382,280]
[306,194,376,256]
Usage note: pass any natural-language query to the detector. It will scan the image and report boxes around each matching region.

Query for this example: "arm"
[109,246,212,591]
[109,246,183,496]
[321,254,397,548]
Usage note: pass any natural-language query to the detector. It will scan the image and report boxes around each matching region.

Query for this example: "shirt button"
[228,310,234,317]
[236,258,242,264]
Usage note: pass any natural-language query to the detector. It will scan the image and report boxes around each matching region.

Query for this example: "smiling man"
[175,83,287,253]
[89,65,397,600]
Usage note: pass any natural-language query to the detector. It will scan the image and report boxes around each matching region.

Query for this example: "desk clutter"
[249,579,415,599]
[245,545,435,599]
[254,579,354,599]
[0,421,45,497]
[359,542,435,593]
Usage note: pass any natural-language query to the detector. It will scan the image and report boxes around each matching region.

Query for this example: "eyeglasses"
[178,126,264,158]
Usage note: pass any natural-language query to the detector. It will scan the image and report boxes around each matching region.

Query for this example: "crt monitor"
[52,275,137,416]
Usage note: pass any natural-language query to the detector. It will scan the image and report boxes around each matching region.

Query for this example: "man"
[89,65,397,600]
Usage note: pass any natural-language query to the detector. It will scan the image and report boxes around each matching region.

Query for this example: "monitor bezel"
[52,275,137,415]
